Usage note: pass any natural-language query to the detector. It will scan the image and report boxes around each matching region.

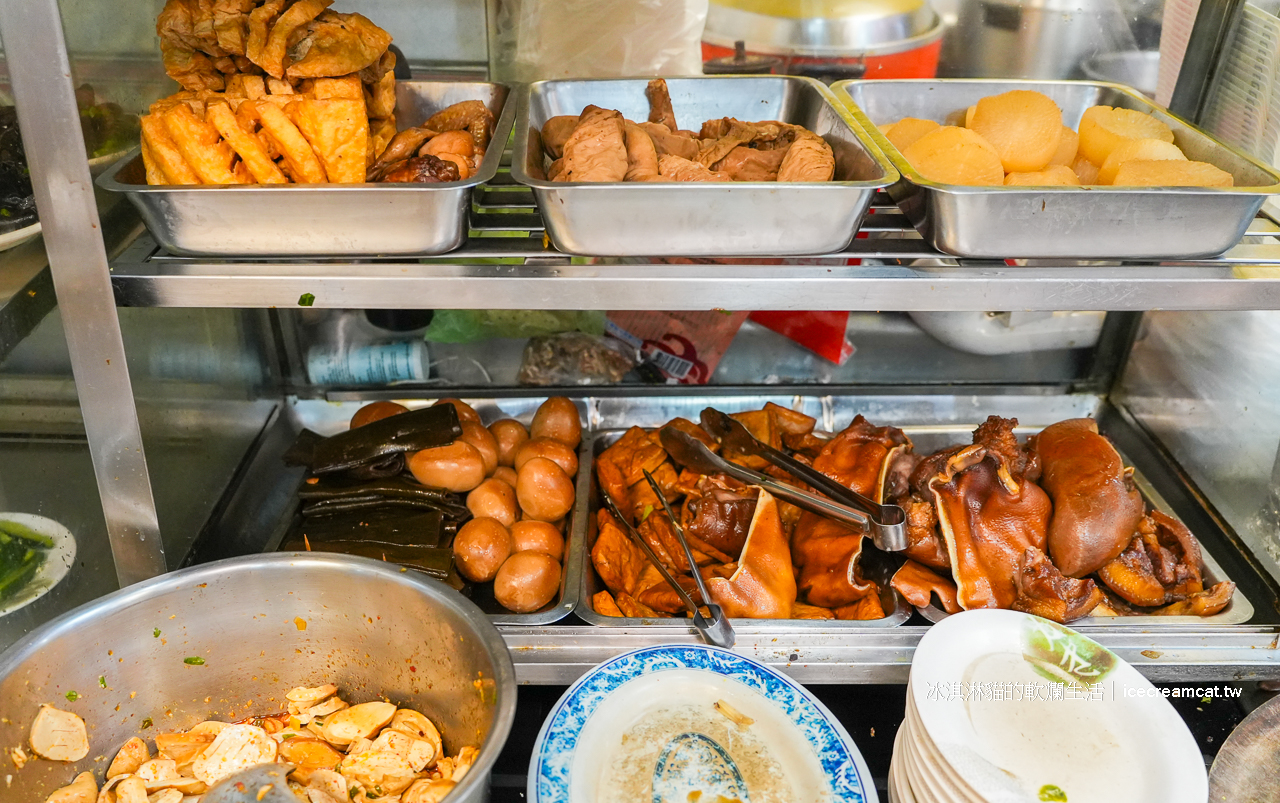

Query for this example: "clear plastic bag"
[423,310,606,344]
[517,332,639,385]
[487,0,709,83]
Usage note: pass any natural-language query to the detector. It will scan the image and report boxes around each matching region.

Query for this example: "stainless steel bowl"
[0,553,516,803]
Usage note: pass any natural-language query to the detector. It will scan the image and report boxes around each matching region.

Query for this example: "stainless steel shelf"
[107,172,1280,312]
[497,625,1280,685]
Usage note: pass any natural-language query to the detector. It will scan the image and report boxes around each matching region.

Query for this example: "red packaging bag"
[749,311,855,365]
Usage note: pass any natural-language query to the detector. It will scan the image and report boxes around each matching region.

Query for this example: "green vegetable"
[98,677,107,689]
[1039,785,1067,802]
[0,560,40,598]
[183,656,205,666]
[141,718,152,729]
[0,519,51,603]
[65,691,79,702]
[0,519,56,548]
[153,628,161,638]
[298,293,316,307]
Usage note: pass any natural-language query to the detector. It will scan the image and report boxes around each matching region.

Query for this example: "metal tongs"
[660,410,908,552]
[600,477,735,649]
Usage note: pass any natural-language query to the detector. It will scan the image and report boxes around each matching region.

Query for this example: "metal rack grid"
[109,167,1280,312]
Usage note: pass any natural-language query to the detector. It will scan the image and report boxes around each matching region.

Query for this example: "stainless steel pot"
[0,553,516,803]
[939,0,1141,79]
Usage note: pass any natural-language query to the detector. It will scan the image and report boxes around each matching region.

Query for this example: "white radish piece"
[314,702,396,747]
[401,779,457,803]
[190,724,278,786]
[108,737,151,779]
[29,705,90,762]
[286,684,338,705]
[46,771,98,803]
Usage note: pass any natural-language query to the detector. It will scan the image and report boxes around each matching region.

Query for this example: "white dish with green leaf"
[0,512,75,616]
[909,609,1206,803]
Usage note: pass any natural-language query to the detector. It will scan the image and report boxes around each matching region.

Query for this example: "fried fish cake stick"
[161,104,240,184]
[206,102,288,184]
[244,100,328,183]
[140,114,201,185]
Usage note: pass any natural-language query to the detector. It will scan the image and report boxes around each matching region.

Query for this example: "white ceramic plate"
[529,644,879,803]
[0,221,40,252]
[910,609,1206,803]
[890,727,917,803]
[0,512,75,616]
[904,682,983,803]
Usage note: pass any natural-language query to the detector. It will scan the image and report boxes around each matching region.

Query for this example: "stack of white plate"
[890,609,1207,803]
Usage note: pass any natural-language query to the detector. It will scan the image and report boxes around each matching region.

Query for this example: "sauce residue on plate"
[962,652,1140,803]
[600,704,790,803]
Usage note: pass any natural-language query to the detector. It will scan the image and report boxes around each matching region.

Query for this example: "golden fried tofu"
[224,74,266,99]
[368,116,397,165]
[592,509,646,597]
[245,0,287,67]
[305,74,364,101]
[599,426,668,489]
[364,68,396,119]
[287,98,367,183]
[258,0,332,79]
[284,10,392,80]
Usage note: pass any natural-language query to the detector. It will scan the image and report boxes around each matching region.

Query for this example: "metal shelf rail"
[496,624,1280,685]
[110,169,1280,312]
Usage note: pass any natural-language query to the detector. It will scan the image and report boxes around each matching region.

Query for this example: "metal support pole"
[0,0,166,585]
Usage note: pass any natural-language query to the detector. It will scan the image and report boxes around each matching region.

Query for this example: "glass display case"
[3,1,1280,797]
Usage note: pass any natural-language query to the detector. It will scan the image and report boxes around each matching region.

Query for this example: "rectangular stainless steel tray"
[275,396,585,626]
[834,78,1280,259]
[97,80,514,257]
[570,394,1254,629]
[511,75,898,256]
[903,425,1253,626]
[576,427,913,630]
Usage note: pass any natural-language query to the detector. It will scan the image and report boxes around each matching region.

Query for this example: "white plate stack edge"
[889,609,1208,803]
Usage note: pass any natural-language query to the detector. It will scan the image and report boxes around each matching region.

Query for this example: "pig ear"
[930,450,1052,610]
[706,490,796,619]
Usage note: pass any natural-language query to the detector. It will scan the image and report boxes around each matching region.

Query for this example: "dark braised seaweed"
[286,403,462,477]
[291,508,448,548]
[0,107,36,234]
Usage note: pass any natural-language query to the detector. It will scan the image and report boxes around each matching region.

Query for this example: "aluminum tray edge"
[96,79,515,258]
[511,75,898,257]
[572,429,914,630]
[832,78,1280,260]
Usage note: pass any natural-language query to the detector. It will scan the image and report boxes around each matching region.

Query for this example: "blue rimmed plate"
[528,644,879,803]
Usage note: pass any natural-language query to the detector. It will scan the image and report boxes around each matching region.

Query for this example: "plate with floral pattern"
[528,644,878,803]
